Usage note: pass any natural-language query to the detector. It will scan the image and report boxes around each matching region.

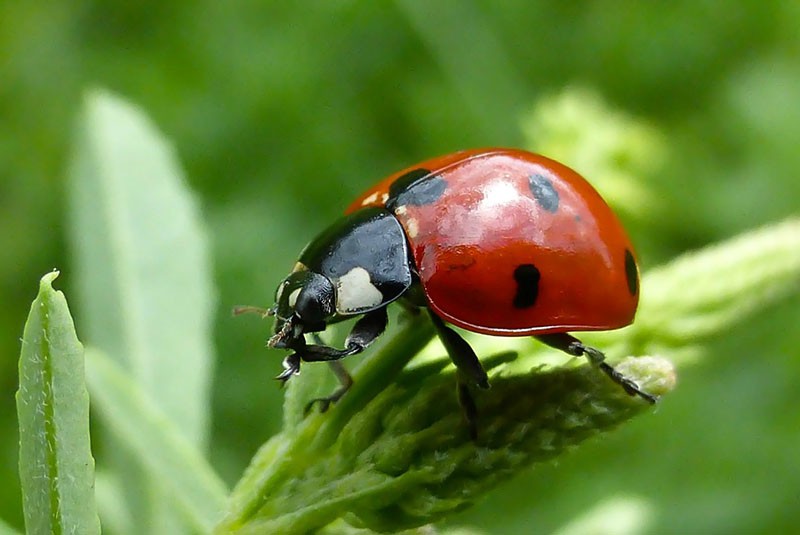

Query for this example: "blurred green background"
[2,2,799,533]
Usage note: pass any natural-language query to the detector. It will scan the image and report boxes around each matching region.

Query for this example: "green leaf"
[282,351,340,433]
[0,517,22,535]
[16,271,101,535]
[218,312,436,533]
[68,87,215,447]
[637,217,800,344]
[93,471,133,535]
[85,347,229,532]
[551,495,654,535]
[217,302,675,533]
[67,88,217,531]
[225,354,674,534]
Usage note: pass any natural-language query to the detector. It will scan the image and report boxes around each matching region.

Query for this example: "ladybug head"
[268,270,335,349]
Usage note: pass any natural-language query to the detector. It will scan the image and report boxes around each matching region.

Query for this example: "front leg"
[275,352,301,384]
[300,307,388,362]
[296,308,388,412]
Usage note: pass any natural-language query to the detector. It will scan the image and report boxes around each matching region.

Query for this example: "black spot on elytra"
[389,168,431,198]
[513,264,540,309]
[624,249,638,296]
[528,173,559,213]
[386,168,446,210]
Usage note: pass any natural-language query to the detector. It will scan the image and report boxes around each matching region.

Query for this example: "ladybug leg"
[456,381,480,441]
[303,361,353,415]
[275,352,301,384]
[297,308,388,413]
[535,333,658,404]
[429,312,489,439]
[429,312,490,389]
[301,307,388,362]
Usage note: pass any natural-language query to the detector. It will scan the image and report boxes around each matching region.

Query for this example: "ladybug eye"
[294,273,335,324]
[274,279,289,303]
[273,273,308,321]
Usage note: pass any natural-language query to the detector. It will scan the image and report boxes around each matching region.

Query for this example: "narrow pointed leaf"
[85,348,229,532]
[68,88,215,446]
[638,217,800,340]
[68,88,217,532]
[16,271,100,535]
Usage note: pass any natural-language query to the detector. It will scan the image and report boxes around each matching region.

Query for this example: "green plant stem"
[223,355,672,533]
[216,312,436,533]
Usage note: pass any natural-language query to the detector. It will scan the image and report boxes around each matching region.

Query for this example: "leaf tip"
[39,270,60,291]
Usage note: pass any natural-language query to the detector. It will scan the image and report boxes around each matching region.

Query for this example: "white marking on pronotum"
[336,267,383,313]
[275,281,287,303]
[288,288,301,308]
[361,191,379,206]
[380,192,389,203]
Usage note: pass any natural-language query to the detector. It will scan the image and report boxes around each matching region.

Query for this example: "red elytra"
[346,148,639,336]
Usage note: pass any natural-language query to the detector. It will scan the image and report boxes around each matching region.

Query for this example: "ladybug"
[238,148,656,435]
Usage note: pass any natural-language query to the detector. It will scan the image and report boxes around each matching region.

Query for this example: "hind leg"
[536,333,658,403]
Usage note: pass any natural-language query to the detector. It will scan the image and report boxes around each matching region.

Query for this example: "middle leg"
[429,312,490,439]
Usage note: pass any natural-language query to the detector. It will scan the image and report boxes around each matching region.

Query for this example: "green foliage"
[68,89,215,448]
[13,90,800,533]
[218,351,673,534]
[3,3,800,534]
[16,272,100,535]
[85,348,228,532]
[635,218,800,351]
[67,91,219,533]
[521,87,666,222]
